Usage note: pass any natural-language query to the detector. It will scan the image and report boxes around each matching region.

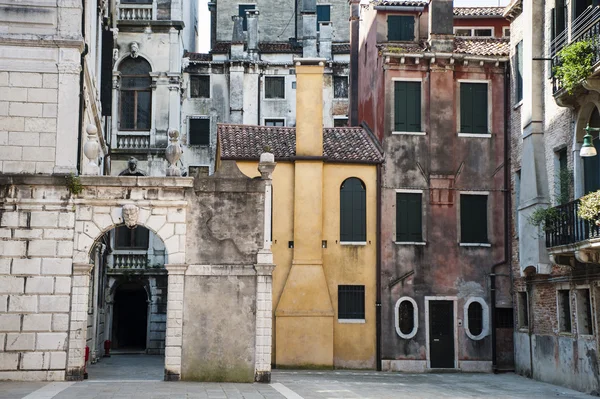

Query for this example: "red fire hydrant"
[104,340,111,357]
[84,346,90,379]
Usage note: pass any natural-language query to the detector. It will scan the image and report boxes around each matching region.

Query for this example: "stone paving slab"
[0,368,597,399]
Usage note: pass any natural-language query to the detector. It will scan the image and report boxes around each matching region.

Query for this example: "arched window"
[583,107,600,194]
[464,297,489,340]
[340,177,366,242]
[119,57,152,131]
[395,297,418,339]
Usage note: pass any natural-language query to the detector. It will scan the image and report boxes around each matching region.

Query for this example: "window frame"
[457,80,492,138]
[392,77,425,135]
[264,76,286,100]
[515,41,523,104]
[387,14,416,41]
[518,291,529,330]
[238,3,256,31]
[575,286,594,336]
[118,57,153,132]
[395,189,425,245]
[338,285,366,322]
[188,115,211,146]
[453,26,495,37]
[333,75,349,99]
[459,191,490,246]
[503,27,510,37]
[316,4,331,32]
[557,288,573,334]
[464,297,489,340]
[114,225,150,250]
[190,75,210,99]
[395,296,418,339]
[263,118,286,127]
[333,116,349,127]
[339,177,367,244]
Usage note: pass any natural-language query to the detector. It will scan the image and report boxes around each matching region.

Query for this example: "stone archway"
[574,99,600,198]
[65,178,191,381]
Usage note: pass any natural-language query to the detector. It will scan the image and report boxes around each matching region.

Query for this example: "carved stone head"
[130,42,140,58]
[122,204,140,229]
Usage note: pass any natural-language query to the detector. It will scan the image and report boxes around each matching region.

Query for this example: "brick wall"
[0,71,59,174]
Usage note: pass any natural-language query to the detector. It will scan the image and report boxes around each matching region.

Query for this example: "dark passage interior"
[112,283,148,350]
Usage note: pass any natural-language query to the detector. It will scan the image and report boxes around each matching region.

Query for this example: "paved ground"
[0,355,596,399]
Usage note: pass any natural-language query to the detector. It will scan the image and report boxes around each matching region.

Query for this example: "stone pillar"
[255,152,276,382]
[111,72,120,147]
[66,263,93,381]
[164,263,188,381]
[229,63,245,124]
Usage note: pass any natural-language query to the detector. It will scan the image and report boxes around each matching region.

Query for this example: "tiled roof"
[454,38,509,56]
[211,41,351,54]
[185,52,211,61]
[454,7,506,17]
[381,38,509,57]
[218,124,383,164]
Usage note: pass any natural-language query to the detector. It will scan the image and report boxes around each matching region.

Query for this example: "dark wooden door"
[429,300,455,368]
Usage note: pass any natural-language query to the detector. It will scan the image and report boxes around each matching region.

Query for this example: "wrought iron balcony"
[545,198,600,248]
[551,5,600,93]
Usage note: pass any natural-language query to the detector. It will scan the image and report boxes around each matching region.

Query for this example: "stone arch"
[113,53,155,72]
[574,99,600,198]
[67,200,188,381]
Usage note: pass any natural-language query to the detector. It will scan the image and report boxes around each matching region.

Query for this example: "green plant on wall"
[553,39,597,94]
[64,174,83,196]
[578,190,600,225]
[528,206,560,231]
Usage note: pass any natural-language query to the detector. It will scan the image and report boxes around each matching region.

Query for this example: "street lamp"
[581,124,598,157]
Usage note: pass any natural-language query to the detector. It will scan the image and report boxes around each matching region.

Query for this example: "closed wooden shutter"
[396,193,422,242]
[394,81,421,132]
[388,16,415,41]
[460,83,488,133]
[460,195,488,243]
[340,178,366,242]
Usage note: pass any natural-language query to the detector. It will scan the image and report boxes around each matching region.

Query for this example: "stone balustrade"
[118,4,155,21]
[117,134,150,150]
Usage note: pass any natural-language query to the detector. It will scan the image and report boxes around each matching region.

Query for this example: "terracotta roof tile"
[372,1,429,6]
[218,124,383,164]
[454,38,509,56]
[454,7,506,17]
[185,51,211,61]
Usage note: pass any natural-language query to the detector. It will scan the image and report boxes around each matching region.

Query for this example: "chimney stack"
[428,0,454,53]
[230,15,244,60]
[319,22,332,60]
[301,0,318,58]
[247,10,260,60]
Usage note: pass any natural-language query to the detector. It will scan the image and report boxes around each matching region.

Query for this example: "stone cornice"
[0,34,85,50]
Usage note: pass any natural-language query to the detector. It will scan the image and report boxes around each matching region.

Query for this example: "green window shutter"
[461,83,488,133]
[460,195,488,243]
[317,5,331,31]
[340,178,366,242]
[394,81,421,132]
[388,16,414,41]
[396,193,422,242]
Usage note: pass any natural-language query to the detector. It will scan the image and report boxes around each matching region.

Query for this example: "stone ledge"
[78,176,194,188]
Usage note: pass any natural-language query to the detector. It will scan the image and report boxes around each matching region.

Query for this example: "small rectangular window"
[454,28,472,37]
[474,28,493,37]
[576,289,593,335]
[334,118,348,127]
[515,41,523,103]
[503,27,510,37]
[394,81,421,132]
[189,117,210,146]
[334,76,349,98]
[518,292,528,328]
[558,289,572,333]
[387,15,415,41]
[338,285,365,320]
[396,192,422,242]
[460,194,488,244]
[190,76,210,98]
[496,307,514,329]
[515,170,521,238]
[239,4,255,31]
[265,76,285,99]
[265,119,285,127]
[460,82,488,134]
[317,5,331,31]
[115,226,149,249]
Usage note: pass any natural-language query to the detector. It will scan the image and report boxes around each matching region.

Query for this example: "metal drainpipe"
[258,72,263,125]
[376,162,382,371]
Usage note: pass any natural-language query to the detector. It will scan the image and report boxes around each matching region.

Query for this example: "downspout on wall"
[349,0,359,126]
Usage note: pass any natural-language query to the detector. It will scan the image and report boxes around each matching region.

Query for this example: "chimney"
[295,58,324,157]
[428,0,454,53]
[318,22,332,60]
[302,0,318,58]
[247,9,260,59]
[230,16,245,59]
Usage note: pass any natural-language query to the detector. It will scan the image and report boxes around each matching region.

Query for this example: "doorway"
[428,299,455,368]
[112,283,148,351]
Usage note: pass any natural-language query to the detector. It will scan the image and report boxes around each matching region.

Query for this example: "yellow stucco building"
[217,59,382,369]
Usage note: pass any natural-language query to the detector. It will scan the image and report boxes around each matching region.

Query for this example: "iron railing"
[552,6,600,93]
[545,199,600,247]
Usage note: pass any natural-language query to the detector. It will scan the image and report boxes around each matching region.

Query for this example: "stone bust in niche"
[130,42,140,58]
[119,157,146,176]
